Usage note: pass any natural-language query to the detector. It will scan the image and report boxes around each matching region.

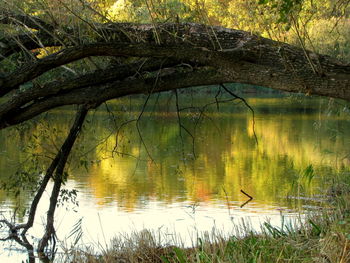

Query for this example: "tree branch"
[0,58,179,118]
[37,105,89,253]
[0,42,225,96]
[0,68,229,129]
[0,105,89,250]
[0,10,55,31]
[0,22,348,129]
[0,31,60,61]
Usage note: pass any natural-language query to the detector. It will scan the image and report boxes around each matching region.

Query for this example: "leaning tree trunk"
[37,105,89,253]
[0,5,348,258]
[0,11,348,131]
[0,104,89,253]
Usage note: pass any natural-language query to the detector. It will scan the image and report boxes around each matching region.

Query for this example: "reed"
[61,180,350,263]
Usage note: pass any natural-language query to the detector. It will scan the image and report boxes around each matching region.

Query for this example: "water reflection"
[68,97,350,210]
[0,95,349,260]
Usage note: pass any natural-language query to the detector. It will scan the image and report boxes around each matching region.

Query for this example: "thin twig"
[240,189,253,208]
[136,94,155,164]
[112,119,137,157]
[175,89,196,159]
[241,189,253,200]
[220,84,259,145]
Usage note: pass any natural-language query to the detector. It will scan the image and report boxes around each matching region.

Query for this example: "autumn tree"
[0,0,349,255]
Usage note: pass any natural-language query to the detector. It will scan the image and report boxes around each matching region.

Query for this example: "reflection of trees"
[1,98,349,212]
[71,98,350,210]
[0,111,91,210]
[0,218,57,263]
[251,103,350,169]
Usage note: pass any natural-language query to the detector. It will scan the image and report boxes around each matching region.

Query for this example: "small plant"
[288,164,316,203]
[67,217,84,247]
[57,188,79,212]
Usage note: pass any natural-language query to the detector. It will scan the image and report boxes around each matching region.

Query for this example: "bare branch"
[0,10,55,31]
[0,68,226,129]
[0,22,348,131]
[0,58,179,117]
[220,84,258,145]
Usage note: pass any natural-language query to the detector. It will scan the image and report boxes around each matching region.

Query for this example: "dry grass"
[62,184,350,263]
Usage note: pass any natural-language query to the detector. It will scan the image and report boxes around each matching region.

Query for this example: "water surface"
[0,94,349,262]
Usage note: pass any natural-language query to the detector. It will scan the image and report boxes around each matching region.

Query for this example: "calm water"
[0,94,349,262]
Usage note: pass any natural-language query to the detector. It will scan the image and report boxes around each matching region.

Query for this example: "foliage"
[57,188,79,211]
[102,0,350,60]
[0,0,349,257]
[1,0,349,70]
[304,18,350,60]
[258,0,304,23]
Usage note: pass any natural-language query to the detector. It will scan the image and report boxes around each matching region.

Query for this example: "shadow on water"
[0,95,349,261]
[0,234,54,263]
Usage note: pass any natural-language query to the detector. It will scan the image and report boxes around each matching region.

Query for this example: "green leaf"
[67,217,83,246]
[309,219,321,236]
[161,256,171,263]
[173,247,188,263]
[258,0,270,4]
[302,164,315,184]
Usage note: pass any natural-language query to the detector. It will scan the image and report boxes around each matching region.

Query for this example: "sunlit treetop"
[104,0,350,59]
[0,0,349,61]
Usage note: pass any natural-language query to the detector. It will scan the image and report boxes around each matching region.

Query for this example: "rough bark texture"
[0,13,349,130]
[0,7,349,255]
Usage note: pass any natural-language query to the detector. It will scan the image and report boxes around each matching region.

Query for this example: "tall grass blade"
[173,247,188,263]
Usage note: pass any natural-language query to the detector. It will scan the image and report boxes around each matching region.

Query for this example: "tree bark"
[37,105,89,253]
[0,7,349,258]
[0,21,348,124]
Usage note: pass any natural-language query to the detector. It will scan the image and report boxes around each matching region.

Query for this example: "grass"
[62,182,350,263]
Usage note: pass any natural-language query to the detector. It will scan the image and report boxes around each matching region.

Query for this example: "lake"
[0,92,349,262]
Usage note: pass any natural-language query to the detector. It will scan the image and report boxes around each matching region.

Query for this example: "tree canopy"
[0,0,349,255]
[0,1,349,130]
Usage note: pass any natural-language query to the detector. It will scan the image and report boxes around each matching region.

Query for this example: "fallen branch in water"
[240,189,253,208]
